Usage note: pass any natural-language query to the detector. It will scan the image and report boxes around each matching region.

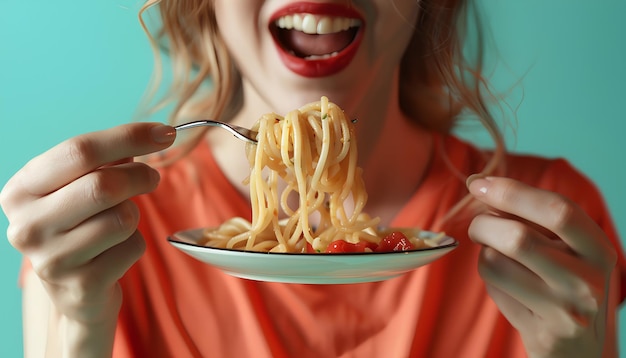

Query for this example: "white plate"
[168,228,458,284]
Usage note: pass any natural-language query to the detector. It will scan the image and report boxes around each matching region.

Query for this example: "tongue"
[279,30,355,57]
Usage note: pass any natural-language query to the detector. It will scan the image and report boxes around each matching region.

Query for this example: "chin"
[254,84,362,116]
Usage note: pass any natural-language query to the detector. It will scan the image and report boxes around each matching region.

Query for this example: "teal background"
[0,1,624,356]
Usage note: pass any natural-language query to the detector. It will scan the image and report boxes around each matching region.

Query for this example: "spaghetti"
[201,96,430,253]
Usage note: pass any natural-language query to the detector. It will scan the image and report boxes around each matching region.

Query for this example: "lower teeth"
[304,52,339,60]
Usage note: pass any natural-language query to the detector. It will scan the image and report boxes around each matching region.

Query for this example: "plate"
[168,228,458,284]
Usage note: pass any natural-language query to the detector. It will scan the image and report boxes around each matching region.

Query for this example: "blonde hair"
[139,0,505,179]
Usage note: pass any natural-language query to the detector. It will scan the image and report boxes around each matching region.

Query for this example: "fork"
[175,120,258,144]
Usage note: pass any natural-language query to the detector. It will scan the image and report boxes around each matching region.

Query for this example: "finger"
[41,162,159,232]
[33,200,141,278]
[478,246,572,326]
[467,176,609,261]
[469,214,602,314]
[479,247,549,312]
[5,161,157,254]
[484,282,534,332]
[40,231,145,323]
[84,229,146,284]
[64,200,141,267]
[7,162,159,253]
[478,207,563,243]
[105,157,135,167]
[15,122,175,197]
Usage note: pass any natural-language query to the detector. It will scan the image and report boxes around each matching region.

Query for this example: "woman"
[1,0,623,356]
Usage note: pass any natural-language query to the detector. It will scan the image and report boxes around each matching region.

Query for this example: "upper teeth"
[275,14,361,35]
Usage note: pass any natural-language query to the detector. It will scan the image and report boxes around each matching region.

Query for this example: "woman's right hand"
[0,122,176,354]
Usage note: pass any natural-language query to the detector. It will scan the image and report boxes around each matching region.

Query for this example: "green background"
[0,1,624,356]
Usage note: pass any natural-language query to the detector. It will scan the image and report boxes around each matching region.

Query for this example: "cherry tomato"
[325,240,377,253]
[374,231,415,252]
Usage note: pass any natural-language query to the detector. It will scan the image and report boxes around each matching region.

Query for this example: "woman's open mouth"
[269,3,364,78]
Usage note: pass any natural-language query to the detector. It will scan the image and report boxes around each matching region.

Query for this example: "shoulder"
[445,135,608,220]
[446,135,602,203]
[505,153,620,247]
[503,152,602,208]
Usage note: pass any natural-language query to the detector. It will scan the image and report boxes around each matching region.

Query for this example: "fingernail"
[151,124,176,144]
[468,176,491,196]
[149,168,161,185]
[466,173,484,188]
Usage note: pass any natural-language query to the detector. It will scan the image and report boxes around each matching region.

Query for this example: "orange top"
[33,135,626,357]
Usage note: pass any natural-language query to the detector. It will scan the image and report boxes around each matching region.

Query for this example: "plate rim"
[168,227,459,256]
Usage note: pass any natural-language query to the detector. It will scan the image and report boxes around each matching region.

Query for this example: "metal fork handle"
[175,120,258,144]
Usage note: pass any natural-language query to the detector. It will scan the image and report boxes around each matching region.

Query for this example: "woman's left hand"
[467,176,618,358]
